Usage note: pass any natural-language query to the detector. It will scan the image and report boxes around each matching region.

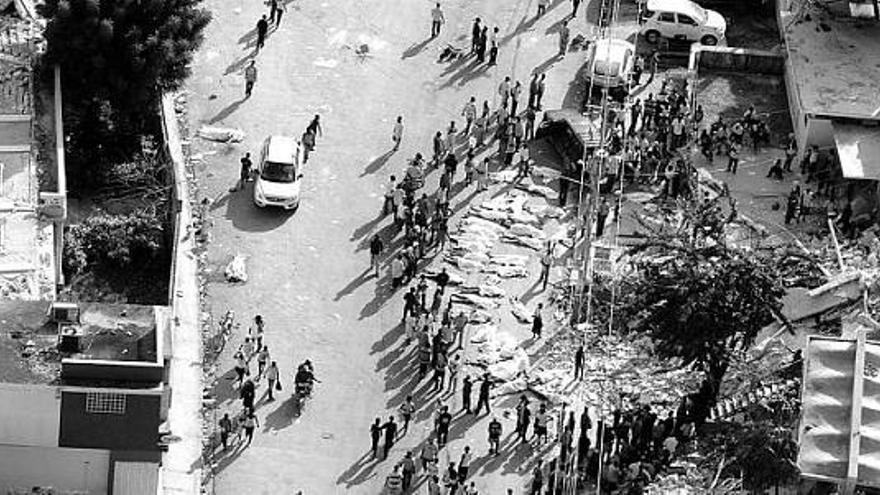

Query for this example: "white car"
[253,135,304,210]
[586,38,635,89]
[639,0,727,46]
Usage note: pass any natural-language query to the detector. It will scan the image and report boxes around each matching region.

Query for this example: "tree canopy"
[40,0,211,118]
[620,198,785,423]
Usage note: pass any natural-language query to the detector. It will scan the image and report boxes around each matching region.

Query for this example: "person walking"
[243,410,259,446]
[471,18,482,54]
[510,80,523,115]
[531,303,544,339]
[400,451,417,491]
[391,116,404,152]
[461,375,473,413]
[369,234,384,277]
[430,3,445,37]
[476,157,490,191]
[264,361,280,400]
[726,143,740,174]
[647,49,660,84]
[462,97,477,135]
[446,353,461,393]
[219,413,233,451]
[488,26,499,65]
[596,198,610,237]
[458,446,473,482]
[240,378,256,411]
[436,406,453,446]
[274,0,286,26]
[256,15,269,51]
[421,439,439,470]
[535,74,546,110]
[530,460,544,495]
[243,61,258,98]
[233,351,248,385]
[383,416,398,459]
[488,416,503,455]
[558,21,570,57]
[573,345,584,380]
[370,417,383,458]
[476,25,488,62]
[307,114,323,140]
[399,395,416,435]
[256,345,270,377]
[524,105,537,141]
[269,0,279,23]
[475,373,492,415]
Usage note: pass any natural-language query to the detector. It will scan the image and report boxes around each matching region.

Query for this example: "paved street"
[185,0,607,493]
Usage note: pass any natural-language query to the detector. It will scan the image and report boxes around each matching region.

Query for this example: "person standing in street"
[488,416,502,455]
[256,345,270,377]
[558,21,570,57]
[476,26,488,62]
[430,3,445,37]
[531,303,544,339]
[573,345,584,380]
[274,0,286,26]
[436,406,453,446]
[510,80,523,115]
[391,115,404,152]
[382,416,398,459]
[447,353,460,393]
[369,234,384,277]
[269,0,279,23]
[264,361,279,400]
[244,61,257,98]
[475,373,492,415]
[239,152,252,190]
[461,375,473,413]
[537,0,549,16]
[240,378,256,411]
[307,114,323,140]
[498,76,512,109]
[537,244,553,290]
[596,198,610,237]
[528,73,539,109]
[471,18,481,54]
[530,460,544,495]
[256,15,269,51]
[726,143,739,174]
[219,413,233,451]
[400,451,417,491]
[489,26,499,65]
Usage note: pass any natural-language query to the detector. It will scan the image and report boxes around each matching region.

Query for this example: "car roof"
[265,135,298,164]
[646,0,701,15]
[592,38,635,60]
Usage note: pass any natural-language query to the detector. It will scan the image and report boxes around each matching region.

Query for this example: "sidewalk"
[160,93,204,495]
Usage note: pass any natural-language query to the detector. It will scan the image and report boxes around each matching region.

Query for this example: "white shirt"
[431,7,444,22]
[392,122,403,140]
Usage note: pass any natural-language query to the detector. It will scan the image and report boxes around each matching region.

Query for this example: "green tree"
[620,198,785,424]
[40,0,210,122]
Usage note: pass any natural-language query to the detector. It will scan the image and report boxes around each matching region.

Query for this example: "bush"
[63,210,165,276]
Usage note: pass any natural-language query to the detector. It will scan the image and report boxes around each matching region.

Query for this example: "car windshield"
[594,59,621,77]
[261,161,296,183]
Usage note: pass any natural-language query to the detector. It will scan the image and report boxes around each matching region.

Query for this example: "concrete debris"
[197,126,245,143]
[510,298,532,323]
[451,292,499,310]
[224,254,248,283]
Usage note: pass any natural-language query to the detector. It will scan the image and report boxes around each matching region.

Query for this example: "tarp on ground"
[833,122,880,181]
[798,335,880,486]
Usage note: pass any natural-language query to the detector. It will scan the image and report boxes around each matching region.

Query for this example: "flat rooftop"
[780,4,880,119]
[0,301,160,385]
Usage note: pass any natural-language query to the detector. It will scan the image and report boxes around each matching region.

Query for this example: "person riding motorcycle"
[294,360,317,396]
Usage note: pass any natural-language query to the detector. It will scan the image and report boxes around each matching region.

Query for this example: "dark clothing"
[531,313,543,339]
[256,19,269,49]
[240,380,256,410]
[370,423,382,457]
[475,379,491,414]
[461,377,473,412]
[437,411,453,446]
[240,156,252,184]
[574,347,584,379]
[383,420,398,458]
[471,22,481,53]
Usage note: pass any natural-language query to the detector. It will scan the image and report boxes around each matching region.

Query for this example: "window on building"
[85,392,126,414]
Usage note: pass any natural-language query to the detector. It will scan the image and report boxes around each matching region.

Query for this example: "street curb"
[159,92,204,495]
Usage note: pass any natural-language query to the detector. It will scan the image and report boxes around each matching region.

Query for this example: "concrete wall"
[807,118,836,150]
[691,46,785,75]
[0,444,110,494]
[61,360,164,384]
[0,383,60,447]
[59,392,161,452]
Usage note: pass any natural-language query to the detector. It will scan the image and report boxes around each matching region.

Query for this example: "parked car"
[585,38,635,90]
[639,0,727,46]
[253,135,304,210]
